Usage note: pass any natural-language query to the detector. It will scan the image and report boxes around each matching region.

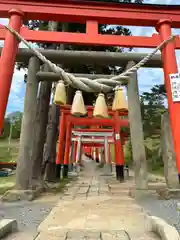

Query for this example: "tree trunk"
[16,57,40,190]
[43,104,59,182]
[43,22,69,182]
[31,63,52,189]
[126,61,148,190]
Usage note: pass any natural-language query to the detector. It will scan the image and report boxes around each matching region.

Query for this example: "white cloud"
[126,0,180,94]
[0,0,180,114]
[6,69,26,115]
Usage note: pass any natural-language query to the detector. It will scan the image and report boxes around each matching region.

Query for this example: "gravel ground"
[0,199,57,239]
[138,196,180,233]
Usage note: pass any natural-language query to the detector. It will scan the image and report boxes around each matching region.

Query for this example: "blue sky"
[1,0,180,114]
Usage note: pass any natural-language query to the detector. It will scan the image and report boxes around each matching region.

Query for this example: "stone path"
[1,194,60,240]
[35,158,160,240]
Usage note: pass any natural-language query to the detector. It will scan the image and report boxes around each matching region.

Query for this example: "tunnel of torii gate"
[56,106,128,180]
[0,0,180,190]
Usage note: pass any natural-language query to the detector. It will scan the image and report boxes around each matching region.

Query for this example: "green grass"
[0,174,15,195]
[0,140,18,195]
[151,167,164,176]
[0,139,78,197]
[0,147,18,163]
[110,136,164,176]
[0,139,19,146]
[0,139,19,163]
[48,176,77,194]
[110,142,132,166]
[110,144,115,163]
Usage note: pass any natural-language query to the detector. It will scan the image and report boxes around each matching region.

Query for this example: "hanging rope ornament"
[54,80,66,105]
[112,87,128,111]
[93,93,109,118]
[71,90,87,117]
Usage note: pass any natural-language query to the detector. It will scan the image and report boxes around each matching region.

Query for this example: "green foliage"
[0,139,19,163]
[140,84,167,138]
[123,83,167,173]
[0,112,23,139]
[140,84,167,172]
[0,118,10,139]
[0,146,18,163]
[124,140,132,165]
[0,175,15,195]
[10,113,22,139]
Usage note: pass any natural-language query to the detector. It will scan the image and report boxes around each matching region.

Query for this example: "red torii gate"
[56,105,128,179]
[0,0,180,178]
[77,129,129,162]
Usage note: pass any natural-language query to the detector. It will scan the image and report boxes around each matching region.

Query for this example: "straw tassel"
[112,87,128,111]
[93,93,109,118]
[71,90,87,117]
[54,80,66,105]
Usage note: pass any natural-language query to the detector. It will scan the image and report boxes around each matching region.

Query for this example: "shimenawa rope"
[4,24,177,93]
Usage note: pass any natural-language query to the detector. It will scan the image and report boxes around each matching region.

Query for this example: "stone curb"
[176,202,180,210]
[0,219,18,238]
[147,215,180,240]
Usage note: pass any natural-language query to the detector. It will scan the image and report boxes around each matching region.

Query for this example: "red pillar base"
[116,165,124,182]
[114,111,125,181]
[178,174,180,184]
[56,164,62,179]
[95,157,100,163]
[63,164,68,178]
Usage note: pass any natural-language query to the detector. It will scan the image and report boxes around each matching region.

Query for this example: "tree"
[140,84,167,137]
[0,112,22,140]
[0,118,10,139]
[140,84,167,171]
[7,112,23,139]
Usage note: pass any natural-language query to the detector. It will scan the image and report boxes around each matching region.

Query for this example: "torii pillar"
[126,61,148,190]
[156,20,180,184]
[0,9,24,133]
[16,57,41,190]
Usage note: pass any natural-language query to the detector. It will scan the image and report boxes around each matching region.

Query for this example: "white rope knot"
[4,24,177,93]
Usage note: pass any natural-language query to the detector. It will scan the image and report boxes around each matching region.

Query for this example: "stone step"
[42,230,131,240]
[101,231,131,240]
[96,205,144,212]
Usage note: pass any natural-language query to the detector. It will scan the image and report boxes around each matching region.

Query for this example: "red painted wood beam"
[62,110,127,117]
[81,137,128,147]
[82,143,115,147]
[61,109,116,116]
[60,105,112,111]
[20,28,161,48]
[0,27,180,48]
[72,128,129,137]
[0,0,180,27]
[73,137,113,141]
[72,128,113,132]
[60,105,128,116]
[83,143,104,147]
[68,115,128,127]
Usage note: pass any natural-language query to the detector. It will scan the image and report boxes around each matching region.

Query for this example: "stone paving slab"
[37,159,160,240]
[3,231,36,240]
[35,230,131,240]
